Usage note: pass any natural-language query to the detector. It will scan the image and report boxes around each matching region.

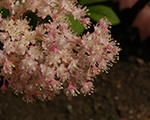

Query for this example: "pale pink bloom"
[0,32,8,43]
[1,84,7,93]
[37,6,51,19]
[86,68,93,81]
[68,59,79,73]
[76,49,88,67]
[28,46,42,60]
[80,82,93,94]
[81,17,91,28]
[61,28,77,42]
[1,18,31,42]
[56,64,70,82]
[35,90,54,101]
[15,40,28,55]
[22,31,36,44]
[2,59,15,74]
[12,83,24,95]
[11,1,23,15]
[1,19,17,41]
[35,24,47,40]
[21,56,38,74]
[0,0,121,102]
[59,49,73,63]
[22,94,34,103]
[73,69,86,83]
[48,79,62,92]
[91,66,101,76]
[56,64,67,77]
[0,50,6,66]
[43,0,54,5]
[72,6,87,20]
[46,52,61,66]
[40,64,55,81]
[65,81,79,96]
[15,18,30,32]
[60,72,70,83]
[22,0,25,3]
[56,35,67,48]
[7,53,21,66]
[81,33,94,50]
[61,0,75,13]
[20,72,31,84]
[25,83,35,94]
[0,0,13,10]
[44,22,59,36]
[25,0,41,13]
[98,18,109,29]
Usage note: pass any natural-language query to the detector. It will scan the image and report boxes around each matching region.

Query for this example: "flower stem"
[12,6,28,20]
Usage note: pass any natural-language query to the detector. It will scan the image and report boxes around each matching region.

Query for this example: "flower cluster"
[0,0,121,103]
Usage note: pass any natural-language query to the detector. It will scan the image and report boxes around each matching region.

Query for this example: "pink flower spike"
[80,82,94,95]
[81,18,91,28]
[22,94,34,103]
[0,0,121,102]
[49,45,57,52]
[1,84,7,93]
[98,18,109,29]
[49,79,62,92]
[91,66,100,76]
[65,81,79,97]
[3,60,15,74]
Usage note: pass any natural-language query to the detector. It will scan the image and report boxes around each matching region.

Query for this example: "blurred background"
[0,0,150,120]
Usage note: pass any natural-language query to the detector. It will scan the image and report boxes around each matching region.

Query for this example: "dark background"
[0,0,150,120]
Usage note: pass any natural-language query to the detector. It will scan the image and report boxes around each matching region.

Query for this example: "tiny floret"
[80,82,94,95]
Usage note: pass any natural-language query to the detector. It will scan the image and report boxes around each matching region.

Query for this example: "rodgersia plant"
[0,0,121,103]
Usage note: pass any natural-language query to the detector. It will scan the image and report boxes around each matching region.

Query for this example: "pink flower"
[28,46,42,60]
[12,83,24,95]
[80,82,94,95]
[21,56,38,74]
[65,81,79,96]
[0,0,120,102]
[48,79,62,92]
[22,94,34,103]
[81,18,91,28]
[25,83,35,94]
[40,64,55,81]
[56,64,70,82]
[2,59,15,74]
[0,50,6,66]
[3,39,16,55]
[0,32,8,43]
[1,84,7,93]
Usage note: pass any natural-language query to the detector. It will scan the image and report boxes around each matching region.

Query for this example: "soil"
[1,1,150,120]
[0,57,150,120]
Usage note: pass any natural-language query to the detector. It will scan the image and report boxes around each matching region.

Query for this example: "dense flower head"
[0,0,121,102]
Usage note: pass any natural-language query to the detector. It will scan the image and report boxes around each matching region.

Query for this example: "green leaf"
[0,6,3,11]
[78,0,107,5]
[0,7,10,18]
[88,5,120,25]
[19,0,25,6]
[67,15,85,35]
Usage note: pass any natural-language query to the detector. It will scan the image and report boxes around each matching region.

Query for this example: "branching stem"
[12,6,28,20]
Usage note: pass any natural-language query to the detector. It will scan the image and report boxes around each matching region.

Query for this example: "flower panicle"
[0,0,121,102]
